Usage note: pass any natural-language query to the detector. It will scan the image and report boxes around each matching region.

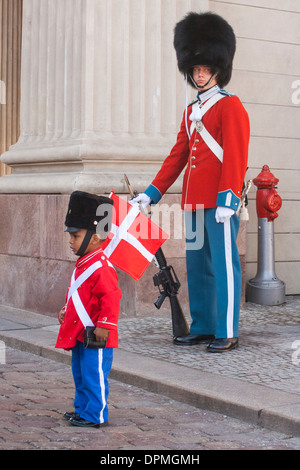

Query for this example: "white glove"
[215,206,235,223]
[129,193,151,208]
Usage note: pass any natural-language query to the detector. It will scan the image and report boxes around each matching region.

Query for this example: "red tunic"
[146,95,250,211]
[55,248,122,350]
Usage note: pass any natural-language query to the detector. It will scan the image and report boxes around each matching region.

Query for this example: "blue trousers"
[71,341,113,424]
[185,209,241,339]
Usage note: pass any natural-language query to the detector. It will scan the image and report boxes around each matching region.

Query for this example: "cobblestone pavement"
[118,298,300,395]
[1,347,299,451]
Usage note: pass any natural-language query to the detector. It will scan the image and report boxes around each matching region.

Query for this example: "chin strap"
[76,230,95,257]
[189,72,217,90]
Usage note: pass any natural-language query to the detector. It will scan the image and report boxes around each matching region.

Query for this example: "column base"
[0,170,165,195]
[0,135,178,194]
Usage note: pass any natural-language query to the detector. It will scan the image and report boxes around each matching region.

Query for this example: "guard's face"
[192,65,217,90]
[68,229,87,255]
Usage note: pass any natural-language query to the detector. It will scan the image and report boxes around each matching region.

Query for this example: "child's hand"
[58,306,66,324]
[94,327,109,343]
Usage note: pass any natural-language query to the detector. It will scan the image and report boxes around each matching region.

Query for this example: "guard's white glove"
[129,193,151,208]
[215,206,235,223]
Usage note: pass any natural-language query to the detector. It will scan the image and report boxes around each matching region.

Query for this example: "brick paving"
[1,347,300,451]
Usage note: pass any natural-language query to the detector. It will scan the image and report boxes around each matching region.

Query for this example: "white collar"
[76,247,103,268]
[197,85,220,104]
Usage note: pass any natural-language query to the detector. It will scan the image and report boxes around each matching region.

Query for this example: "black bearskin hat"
[65,191,113,235]
[173,12,236,88]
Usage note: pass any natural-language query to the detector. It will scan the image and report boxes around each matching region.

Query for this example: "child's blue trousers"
[185,208,241,339]
[71,341,113,424]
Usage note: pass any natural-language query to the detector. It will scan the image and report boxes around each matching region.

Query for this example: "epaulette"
[218,88,235,97]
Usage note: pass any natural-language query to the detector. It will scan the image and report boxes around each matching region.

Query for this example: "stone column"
[0,0,22,176]
[0,0,209,317]
[0,0,208,194]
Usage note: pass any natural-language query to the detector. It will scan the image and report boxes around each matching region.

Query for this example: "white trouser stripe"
[224,219,234,338]
[98,349,106,424]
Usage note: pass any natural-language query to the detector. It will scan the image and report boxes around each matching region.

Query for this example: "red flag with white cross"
[101,192,168,280]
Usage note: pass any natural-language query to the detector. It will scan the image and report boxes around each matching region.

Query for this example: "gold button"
[195,139,199,143]
[192,147,197,151]
[191,156,196,160]
[192,165,196,169]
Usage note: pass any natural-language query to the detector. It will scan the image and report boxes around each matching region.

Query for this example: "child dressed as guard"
[55,191,122,428]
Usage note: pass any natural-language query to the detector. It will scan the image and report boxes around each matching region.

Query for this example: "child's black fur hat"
[65,191,113,234]
[173,11,236,88]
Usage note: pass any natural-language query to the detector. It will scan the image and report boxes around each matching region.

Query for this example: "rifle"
[124,175,189,338]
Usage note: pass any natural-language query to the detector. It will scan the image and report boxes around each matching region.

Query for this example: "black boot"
[207,337,238,352]
[174,334,215,345]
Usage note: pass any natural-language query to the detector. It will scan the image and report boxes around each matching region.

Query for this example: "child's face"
[69,229,101,256]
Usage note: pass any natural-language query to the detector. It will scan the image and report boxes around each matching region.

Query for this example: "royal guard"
[131,12,250,352]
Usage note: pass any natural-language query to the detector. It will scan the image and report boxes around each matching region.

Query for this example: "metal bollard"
[246,165,286,305]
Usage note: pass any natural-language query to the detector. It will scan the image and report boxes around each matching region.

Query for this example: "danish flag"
[102,192,168,280]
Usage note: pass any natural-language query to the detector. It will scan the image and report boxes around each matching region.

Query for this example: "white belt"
[189,93,225,163]
[67,261,102,328]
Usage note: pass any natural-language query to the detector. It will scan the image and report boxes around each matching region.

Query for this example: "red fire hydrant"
[253,165,282,221]
[246,165,286,305]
